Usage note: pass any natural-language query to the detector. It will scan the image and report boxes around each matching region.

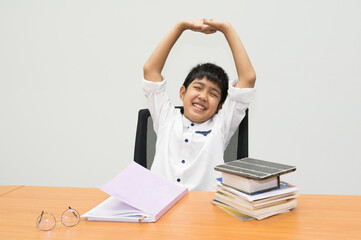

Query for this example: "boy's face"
[180,77,222,123]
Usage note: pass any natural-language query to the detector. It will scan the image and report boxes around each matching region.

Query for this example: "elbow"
[143,62,155,80]
[236,71,256,89]
[143,62,162,82]
[143,62,151,77]
[238,68,256,88]
[143,62,161,78]
[246,71,256,88]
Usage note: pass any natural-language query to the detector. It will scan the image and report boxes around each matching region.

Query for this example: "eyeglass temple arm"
[68,206,78,217]
[38,210,44,224]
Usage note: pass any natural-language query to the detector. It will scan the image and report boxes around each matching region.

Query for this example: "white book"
[81,162,188,222]
[216,181,298,202]
[82,196,155,222]
[222,172,279,194]
[214,190,298,209]
[212,199,295,220]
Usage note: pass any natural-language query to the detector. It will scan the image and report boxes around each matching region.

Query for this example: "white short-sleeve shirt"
[143,78,255,191]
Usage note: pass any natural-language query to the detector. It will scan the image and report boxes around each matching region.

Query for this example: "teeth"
[193,104,205,110]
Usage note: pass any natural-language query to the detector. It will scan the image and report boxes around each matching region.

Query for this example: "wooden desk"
[0,185,23,197]
[0,186,360,240]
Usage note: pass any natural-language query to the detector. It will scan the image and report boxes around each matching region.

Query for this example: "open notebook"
[81,162,188,222]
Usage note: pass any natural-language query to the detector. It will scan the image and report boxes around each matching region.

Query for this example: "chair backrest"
[134,107,249,169]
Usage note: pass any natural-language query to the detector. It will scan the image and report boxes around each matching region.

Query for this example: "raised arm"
[143,19,215,82]
[203,19,256,88]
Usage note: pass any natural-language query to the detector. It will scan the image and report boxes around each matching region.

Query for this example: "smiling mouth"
[193,103,206,111]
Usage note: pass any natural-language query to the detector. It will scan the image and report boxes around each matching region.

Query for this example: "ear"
[216,103,223,113]
[179,86,186,101]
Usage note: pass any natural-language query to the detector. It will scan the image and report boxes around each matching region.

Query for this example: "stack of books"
[212,158,297,221]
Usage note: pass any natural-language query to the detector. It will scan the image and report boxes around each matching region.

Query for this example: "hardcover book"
[215,158,296,194]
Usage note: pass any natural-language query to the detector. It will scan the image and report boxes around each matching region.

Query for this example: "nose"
[198,91,207,101]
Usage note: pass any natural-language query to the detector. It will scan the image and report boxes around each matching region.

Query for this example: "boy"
[143,19,256,191]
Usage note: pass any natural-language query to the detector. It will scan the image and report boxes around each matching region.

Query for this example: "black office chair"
[134,107,249,169]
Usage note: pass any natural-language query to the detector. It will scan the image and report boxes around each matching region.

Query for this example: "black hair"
[183,63,229,105]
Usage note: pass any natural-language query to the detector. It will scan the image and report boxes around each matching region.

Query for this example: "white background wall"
[1,0,360,195]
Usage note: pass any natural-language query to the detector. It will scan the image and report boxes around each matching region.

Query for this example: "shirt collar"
[182,115,213,129]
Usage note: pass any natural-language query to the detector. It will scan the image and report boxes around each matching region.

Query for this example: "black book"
[215,158,296,194]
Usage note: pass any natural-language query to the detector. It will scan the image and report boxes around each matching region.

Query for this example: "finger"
[203,18,215,26]
[201,24,216,32]
[203,18,213,22]
[204,30,217,34]
[191,24,206,32]
[200,25,217,34]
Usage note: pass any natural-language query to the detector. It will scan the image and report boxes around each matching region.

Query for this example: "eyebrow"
[193,81,221,95]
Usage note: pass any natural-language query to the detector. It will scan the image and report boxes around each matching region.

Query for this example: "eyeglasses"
[36,206,80,231]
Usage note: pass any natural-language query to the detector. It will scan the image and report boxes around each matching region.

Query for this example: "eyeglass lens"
[61,207,80,227]
[37,211,56,231]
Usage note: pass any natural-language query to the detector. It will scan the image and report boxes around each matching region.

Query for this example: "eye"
[194,86,201,90]
[210,92,219,98]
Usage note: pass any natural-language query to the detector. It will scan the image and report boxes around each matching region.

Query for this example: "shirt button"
[177,178,181,182]
[181,160,185,164]
[191,123,194,126]
[185,139,189,143]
